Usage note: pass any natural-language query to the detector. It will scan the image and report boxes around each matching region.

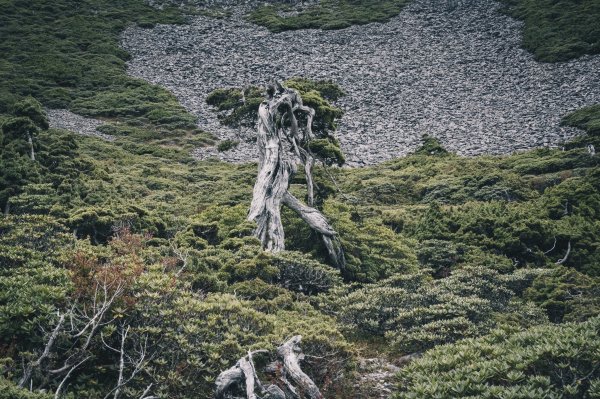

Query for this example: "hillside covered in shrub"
[1,0,599,398]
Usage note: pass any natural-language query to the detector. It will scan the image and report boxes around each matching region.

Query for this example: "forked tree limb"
[18,313,66,388]
[282,192,345,269]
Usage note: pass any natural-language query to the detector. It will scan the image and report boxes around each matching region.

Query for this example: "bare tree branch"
[544,236,557,254]
[18,313,65,388]
[556,240,572,265]
[54,355,91,399]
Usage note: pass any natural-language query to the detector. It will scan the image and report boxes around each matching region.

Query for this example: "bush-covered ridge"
[0,0,211,155]
[2,95,600,396]
[500,0,600,62]
[247,0,412,32]
[394,317,600,398]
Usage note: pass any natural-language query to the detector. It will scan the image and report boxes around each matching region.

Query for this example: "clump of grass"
[217,139,239,152]
[247,0,412,33]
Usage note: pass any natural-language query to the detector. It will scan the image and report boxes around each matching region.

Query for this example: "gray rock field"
[47,109,115,141]
[116,0,599,165]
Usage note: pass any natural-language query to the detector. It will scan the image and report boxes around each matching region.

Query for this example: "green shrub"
[563,104,600,136]
[394,318,600,398]
[0,215,72,347]
[414,134,449,157]
[500,0,600,62]
[248,0,412,33]
[333,266,546,353]
[525,266,600,323]
[0,378,52,399]
[217,139,239,152]
[308,137,346,166]
[416,239,463,278]
[206,88,243,111]
[270,251,342,295]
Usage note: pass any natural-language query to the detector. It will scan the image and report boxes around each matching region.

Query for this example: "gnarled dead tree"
[215,335,322,399]
[248,83,345,269]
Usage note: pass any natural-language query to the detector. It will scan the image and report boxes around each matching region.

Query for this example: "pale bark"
[248,83,345,269]
[54,356,91,399]
[276,336,322,399]
[214,365,244,399]
[556,240,572,265]
[18,313,66,388]
[214,350,268,399]
[214,336,321,399]
[28,133,35,161]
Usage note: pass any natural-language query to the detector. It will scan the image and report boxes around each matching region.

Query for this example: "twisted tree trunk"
[248,84,345,269]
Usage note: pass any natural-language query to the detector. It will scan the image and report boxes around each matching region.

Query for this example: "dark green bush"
[525,266,600,323]
[500,0,600,62]
[395,317,600,398]
[217,139,239,152]
[563,104,600,136]
[248,0,412,33]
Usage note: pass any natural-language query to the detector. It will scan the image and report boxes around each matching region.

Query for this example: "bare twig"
[544,236,557,254]
[54,355,91,399]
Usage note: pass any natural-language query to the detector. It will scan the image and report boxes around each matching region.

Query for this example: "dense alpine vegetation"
[248,0,412,32]
[1,0,599,398]
[499,0,600,62]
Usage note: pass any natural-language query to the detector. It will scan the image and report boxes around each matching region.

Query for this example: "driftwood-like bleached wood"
[276,336,322,399]
[214,336,321,399]
[248,83,345,269]
[215,350,272,399]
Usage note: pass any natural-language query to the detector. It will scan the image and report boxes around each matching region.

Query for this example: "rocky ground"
[119,0,600,166]
[47,109,115,141]
[354,357,401,398]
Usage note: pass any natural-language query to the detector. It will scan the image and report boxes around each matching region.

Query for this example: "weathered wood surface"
[214,336,321,399]
[248,83,345,269]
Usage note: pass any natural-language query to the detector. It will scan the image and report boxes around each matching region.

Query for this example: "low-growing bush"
[395,317,600,398]
[500,0,600,62]
[333,266,547,353]
[248,0,412,32]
